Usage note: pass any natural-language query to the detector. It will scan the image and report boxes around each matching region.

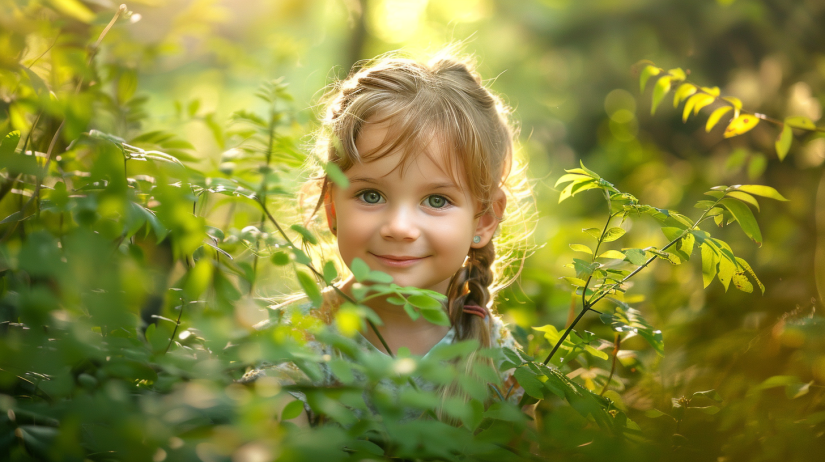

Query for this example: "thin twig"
[600,333,621,396]
[165,296,186,354]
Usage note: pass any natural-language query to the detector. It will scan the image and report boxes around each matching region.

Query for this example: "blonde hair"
[303,45,534,351]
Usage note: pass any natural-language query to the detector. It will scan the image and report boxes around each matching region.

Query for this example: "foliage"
[2,1,825,462]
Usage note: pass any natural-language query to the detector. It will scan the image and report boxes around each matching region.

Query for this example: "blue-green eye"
[359,190,383,204]
[426,195,449,208]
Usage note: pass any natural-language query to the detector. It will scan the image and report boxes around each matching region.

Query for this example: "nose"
[380,204,420,241]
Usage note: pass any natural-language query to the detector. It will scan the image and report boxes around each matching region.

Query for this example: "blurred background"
[4,0,825,459]
[130,0,825,455]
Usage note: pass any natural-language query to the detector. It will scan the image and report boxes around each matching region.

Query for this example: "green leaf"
[775,124,793,161]
[290,224,318,245]
[328,359,355,384]
[651,76,672,115]
[700,243,719,289]
[558,178,599,203]
[623,249,647,266]
[645,409,669,418]
[403,302,419,321]
[281,399,305,420]
[660,227,684,242]
[673,83,697,108]
[726,191,760,211]
[271,251,290,266]
[569,244,593,254]
[719,198,762,245]
[0,130,20,157]
[724,114,760,138]
[639,65,661,92]
[366,270,393,283]
[706,106,733,132]
[785,116,816,130]
[601,302,664,355]
[296,271,322,307]
[786,381,812,399]
[602,227,626,242]
[346,440,385,456]
[555,173,592,188]
[324,162,350,189]
[291,247,311,265]
[420,307,450,326]
[691,389,723,402]
[350,258,370,282]
[514,367,545,399]
[323,261,338,283]
[730,184,789,201]
[584,345,608,360]
[407,294,443,311]
[562,277,586,287]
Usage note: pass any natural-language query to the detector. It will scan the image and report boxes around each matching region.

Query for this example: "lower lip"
[370,254,427,268]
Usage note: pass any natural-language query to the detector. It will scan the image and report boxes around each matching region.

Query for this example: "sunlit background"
[4,0,825,457]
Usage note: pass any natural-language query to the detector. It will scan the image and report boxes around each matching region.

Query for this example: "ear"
[471,188,506,249]
[324,189,337,236]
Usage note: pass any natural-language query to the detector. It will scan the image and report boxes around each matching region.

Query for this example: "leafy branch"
[639,62,825,161]
[542,164,786,366]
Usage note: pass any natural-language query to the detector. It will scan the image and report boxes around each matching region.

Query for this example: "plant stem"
[588,197,721,309]
[543,197,723,365]
[542,299,591,365]
[165,296,185,354]
[250,103,278,295]
[600,333,621,396]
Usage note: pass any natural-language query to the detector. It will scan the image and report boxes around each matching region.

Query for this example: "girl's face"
[327,120,500,294]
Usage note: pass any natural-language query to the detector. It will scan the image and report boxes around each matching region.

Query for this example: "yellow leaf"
[683,94,700,122]
[722,96,742,110]
[692,94,716,115]
[706,106,733,132]
[726,191,760,211]
[724,114,760,138]
[668,67,687,81]
[570,244,593,254]
[701,86,720,97]
[639,65,661,92]
[673,83,696,108]
[651,76,672,115]
[597,250,627,260]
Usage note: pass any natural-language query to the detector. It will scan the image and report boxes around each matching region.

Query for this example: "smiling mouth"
[369,253,428,268]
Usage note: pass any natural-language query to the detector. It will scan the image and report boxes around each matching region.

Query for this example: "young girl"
[242,47,533,421]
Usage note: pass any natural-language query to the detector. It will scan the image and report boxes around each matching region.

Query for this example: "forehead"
[354,118,467,187]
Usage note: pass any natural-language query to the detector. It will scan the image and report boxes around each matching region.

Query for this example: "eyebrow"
[348,177,461,191]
